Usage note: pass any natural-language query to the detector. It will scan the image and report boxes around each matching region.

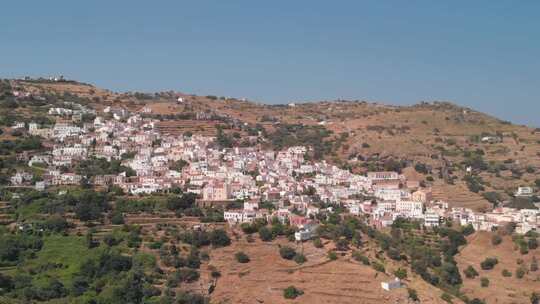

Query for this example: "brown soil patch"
[455,232,540,303]
[208,237,455,304]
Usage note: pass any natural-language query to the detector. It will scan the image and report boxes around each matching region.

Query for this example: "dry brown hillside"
[456,232,540,304]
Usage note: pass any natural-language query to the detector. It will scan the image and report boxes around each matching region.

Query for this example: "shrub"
[327,251,338,261]
[240,223,257,234]
[441,262,462,286]
[407,288,419,301]
[483,192,502,206]
[464,265,479,278]
[520,241,529,255]
[279,246,296,260]
[283,286,303,299]
[480,257,498,270]
[110,212,125,225]
[352,251,370,265]
[293,253,307,264]
[209,229,231,247]
[172,268,200,284]
[441,292,453,303]
[502,269,512,277]
[258,226,273,242]
[235,252,250,263]
[414,163,429,174]
[462,224,475,236]
[372,262,385,273]
[312,237,323,248]
[531,292,540,304]
[516,267,526,279]
[480,277,489,287]
[394,268,407,279]
[528,238,538,250]
[491,234,502,246]
[148,241,163,250]
[210,268,221,278]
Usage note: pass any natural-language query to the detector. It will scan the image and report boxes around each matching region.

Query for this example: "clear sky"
[1,1,539,126]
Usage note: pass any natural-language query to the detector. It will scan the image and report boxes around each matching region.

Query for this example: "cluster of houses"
[9,97,540,237]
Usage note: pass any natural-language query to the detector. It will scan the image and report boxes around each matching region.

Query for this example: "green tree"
[480,257,498,270]
[209,229,231,247]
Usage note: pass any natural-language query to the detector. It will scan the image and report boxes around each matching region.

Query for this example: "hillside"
[0,77,539,304]
[6,78,539,212]
[456,231,540,303]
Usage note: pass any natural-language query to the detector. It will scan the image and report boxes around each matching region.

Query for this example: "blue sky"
[1,1,539,126]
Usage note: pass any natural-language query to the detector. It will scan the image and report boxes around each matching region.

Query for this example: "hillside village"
[5,81,539,238]
[0,78,539,304]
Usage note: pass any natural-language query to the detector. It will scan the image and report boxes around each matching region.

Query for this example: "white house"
[294,222,319,241]
[381,278,402,291]
[515,187,533,197]
[396,200,423,218]
[423,211,440,227]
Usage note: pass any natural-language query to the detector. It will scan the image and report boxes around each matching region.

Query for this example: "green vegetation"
[352,251,370,265]
[169,159,189,171]
[441,292,453,303]
[11,188,110,222]
[279,246,296,260]
[372,261,385,273]
[267,124,334,160]
[464,265,479,279]
[483,192,502,206]
[0,137,43,156]
[531,292,540,304]
[480,257,498,270]
[0,225,174,303]
[258,226,273,241]
[235,251,250,263]
[394,268,407,279]
[480,277,489,287]
[178,228,231,248]
[515,267,526,279]
[293,253,307,264]
[491,234,502,246]
[312,237,323,248]
[283,285,303,299]
[464,174,485,193]
[407,288,419,301]
[75,157,135,178]
[414,163,429,174]
[509,197,538,210]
